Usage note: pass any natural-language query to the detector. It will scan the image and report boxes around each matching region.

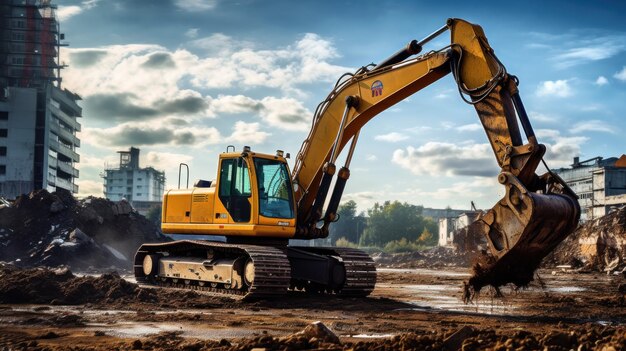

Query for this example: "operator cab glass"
[218,157,252,223]
[254,158,294,219]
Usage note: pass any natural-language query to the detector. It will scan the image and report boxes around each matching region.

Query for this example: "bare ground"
[1,266,625,350]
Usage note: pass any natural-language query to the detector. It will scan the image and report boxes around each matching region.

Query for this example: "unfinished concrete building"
[438,210,483,247]
[553,155,626,221]
[102,147,165,215]
[0,0,81,199]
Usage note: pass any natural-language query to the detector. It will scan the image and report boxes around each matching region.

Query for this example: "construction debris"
[372,246,471,268]
[0,189,168,271]
[548,206,626,274]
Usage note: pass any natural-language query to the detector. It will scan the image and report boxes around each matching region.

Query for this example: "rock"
[69,228,93,244]
[541,331,572,349]
[50,200,64,213]
[443,326,476,351]
[283,321,340,345]
[132,339,143,349]
[112,199,134,215]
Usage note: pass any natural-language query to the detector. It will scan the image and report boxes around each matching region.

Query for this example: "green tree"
[418,227,438,246]
[329,200,359,245]
[360,201,434,247]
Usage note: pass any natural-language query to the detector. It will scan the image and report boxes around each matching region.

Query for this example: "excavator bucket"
[468,172,580,292]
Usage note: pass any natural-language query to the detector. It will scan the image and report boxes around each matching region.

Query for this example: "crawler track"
[134,240,291,298]
[134,240,376,298]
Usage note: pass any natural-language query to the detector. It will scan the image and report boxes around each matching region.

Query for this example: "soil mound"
[0,264,227,308]
[0,189,169,271]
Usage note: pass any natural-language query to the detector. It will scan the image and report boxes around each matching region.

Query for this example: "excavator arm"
[291,18,580,288]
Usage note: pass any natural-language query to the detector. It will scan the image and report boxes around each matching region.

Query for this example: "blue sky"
[57,0,626,212]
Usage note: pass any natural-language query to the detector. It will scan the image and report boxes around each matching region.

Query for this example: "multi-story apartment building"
[103,147,165,215]
[553,156,626,221]
[0,0,81,198]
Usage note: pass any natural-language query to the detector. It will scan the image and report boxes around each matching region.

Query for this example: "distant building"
[422,207,466,220]
[552,155,626,221]
[0,0,81,199]
[438,211,483,247]
[102,147,165,215]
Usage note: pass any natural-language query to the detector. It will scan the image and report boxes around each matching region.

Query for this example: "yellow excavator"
[134,18,580,297]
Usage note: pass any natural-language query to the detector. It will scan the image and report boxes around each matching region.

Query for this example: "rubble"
[372,246,471,268]
[0,189,168,271]
[548,206,626,273]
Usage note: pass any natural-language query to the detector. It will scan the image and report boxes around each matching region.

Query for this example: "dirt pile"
[372,246,471,268]
[7,322,625,351]
[548,206,626,273]
[0,264,227,308]
[0,189,168,270]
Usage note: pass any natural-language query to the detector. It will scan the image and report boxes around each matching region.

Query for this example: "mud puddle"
[85,321,260,339]
[377,267,608,318]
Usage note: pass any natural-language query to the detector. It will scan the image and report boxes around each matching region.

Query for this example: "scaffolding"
[0,0,66,90]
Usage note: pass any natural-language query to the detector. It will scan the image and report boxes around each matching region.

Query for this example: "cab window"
[218,157,251,222]
[254,158,294,219]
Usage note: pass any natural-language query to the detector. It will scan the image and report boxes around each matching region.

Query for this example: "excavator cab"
[160,147,297,238]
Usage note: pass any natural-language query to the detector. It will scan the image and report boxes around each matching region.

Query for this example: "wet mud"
[1,265,625,351]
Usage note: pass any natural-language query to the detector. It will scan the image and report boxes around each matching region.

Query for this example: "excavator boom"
[291,18,580,289]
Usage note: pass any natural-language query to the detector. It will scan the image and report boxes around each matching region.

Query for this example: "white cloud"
[185,28,199,39]
[365,154,378,161]
[536,80,572,98]
[57,6,83,21]
[257,97,313,131]
[62,33,343,132]
[63,33,348,100]
[548,34,626,68]
[536,129,588,167]
[614,67,626,81]
[456,123,482,132]
[374,132,409,143]
[595,76,609,86]
[144,151,194,171]
[174,0,218,11]
[76,179,104,198]
[75,152,117,171]
[209,95,261,115]
[226,121,270,144]
[189,33,250,55]
[391,142,498,177]
[571,120,616,134]
[57,0,100,21]
[529,111,559,123]
[441,122,455,130]
[83,122,223,148]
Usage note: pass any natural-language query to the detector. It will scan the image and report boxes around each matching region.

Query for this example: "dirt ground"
[1,265,625,350]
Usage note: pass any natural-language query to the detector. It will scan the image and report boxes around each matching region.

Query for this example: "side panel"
[163,189,192,223]
[190,187,215,223]
[161,223,295,238]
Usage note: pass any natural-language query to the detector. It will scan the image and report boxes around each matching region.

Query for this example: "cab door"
[215,157,253,224]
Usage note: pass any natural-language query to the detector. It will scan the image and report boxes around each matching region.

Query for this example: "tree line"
[329,200,438,250]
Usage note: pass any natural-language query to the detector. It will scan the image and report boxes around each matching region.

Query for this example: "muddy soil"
[1,265,625,350]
